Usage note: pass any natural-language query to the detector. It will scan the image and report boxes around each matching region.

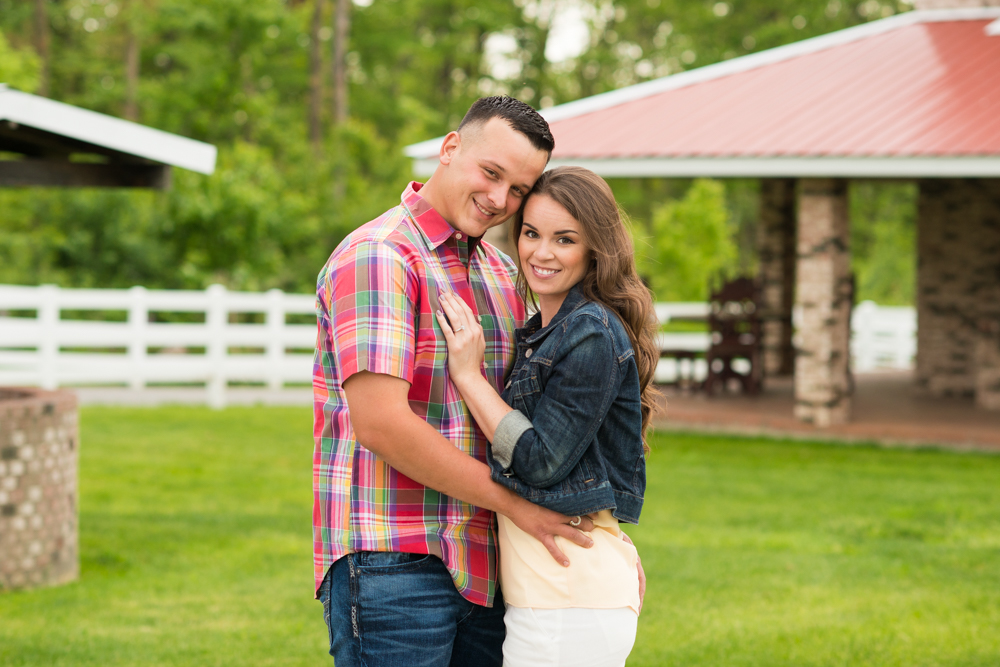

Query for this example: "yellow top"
[498,509,640,615]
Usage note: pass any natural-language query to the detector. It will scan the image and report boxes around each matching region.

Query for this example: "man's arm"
[343,371,594,566]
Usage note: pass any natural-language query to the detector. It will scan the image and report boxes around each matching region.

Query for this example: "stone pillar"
[916,179,1000,407]
[794,179,853,427]
[758,178,797,378]
[0,388,79,591]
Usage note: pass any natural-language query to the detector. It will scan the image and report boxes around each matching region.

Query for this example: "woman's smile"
[529,264,561,278]
[518,194,590,325]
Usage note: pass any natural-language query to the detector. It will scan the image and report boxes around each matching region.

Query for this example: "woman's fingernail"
[436,309,443,316]
[563,560,570,567]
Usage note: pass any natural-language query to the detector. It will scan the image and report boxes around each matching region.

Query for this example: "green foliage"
[3,409,999,665]
[635,178,738,301]
[851,182,917,306]
[0,1,919,298]
[0,31,40,92]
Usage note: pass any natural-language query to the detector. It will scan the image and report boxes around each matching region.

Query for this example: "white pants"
[502,606,638,667]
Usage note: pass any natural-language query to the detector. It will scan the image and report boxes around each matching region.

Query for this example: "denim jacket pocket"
[507,372,541,414]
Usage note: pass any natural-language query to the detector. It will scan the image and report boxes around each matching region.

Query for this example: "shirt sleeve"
[324,238,417,386]
[505,317,619,488]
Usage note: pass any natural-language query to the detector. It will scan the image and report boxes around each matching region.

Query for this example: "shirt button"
[455,232,463,240]
[525,349,532,358]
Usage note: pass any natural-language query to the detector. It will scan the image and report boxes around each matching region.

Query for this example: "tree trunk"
[331,0,351,125]
[308,0,326,149]
[124,27,140,121]
[33,0,50,96]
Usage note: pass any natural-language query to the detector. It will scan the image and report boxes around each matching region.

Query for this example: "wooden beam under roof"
[0,160,170,188]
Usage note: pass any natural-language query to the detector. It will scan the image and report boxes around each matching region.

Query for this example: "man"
[313,96,595,666]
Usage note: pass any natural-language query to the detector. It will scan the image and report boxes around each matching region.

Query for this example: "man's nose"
[487,184,507,210]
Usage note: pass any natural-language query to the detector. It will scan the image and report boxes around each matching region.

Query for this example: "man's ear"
[438,131,461,166]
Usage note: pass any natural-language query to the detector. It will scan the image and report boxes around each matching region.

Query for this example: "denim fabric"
[319,552,505,667]
[489,284,646,524]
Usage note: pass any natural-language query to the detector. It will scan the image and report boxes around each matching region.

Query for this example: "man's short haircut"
[458,96,555,154]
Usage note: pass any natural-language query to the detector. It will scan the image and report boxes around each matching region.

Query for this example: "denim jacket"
[488,284,646,524]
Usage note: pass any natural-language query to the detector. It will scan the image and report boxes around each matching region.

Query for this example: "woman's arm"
[436,292,513,441]
[500,323,617,487]
[439,293,620,489]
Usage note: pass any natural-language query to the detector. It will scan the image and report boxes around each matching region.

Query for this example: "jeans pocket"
[355,551,434,575]
[319,566,337,650]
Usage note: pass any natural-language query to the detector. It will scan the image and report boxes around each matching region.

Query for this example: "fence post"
[266,288,284,392]
[37,285,59,390]
[851,301,877,373]
[127,286,148,391]
[206,284,228,409]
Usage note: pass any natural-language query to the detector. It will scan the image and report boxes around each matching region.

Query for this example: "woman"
[436,166,660,667]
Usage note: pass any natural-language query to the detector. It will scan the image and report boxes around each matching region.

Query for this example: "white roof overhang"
[0,85,217,175]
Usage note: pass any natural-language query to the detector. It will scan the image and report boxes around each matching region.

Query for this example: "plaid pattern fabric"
[313,181,525,607]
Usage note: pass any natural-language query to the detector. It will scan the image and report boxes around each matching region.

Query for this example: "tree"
[0,32,41,92]
[635,179,738,302]
[0,0,920,302]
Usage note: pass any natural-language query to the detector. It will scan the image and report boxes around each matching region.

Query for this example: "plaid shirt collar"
[402,181,484,256]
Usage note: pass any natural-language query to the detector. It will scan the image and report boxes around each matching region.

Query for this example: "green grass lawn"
[1,407,999,666]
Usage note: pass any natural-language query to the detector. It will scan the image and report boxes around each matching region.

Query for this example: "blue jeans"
[319,551,505,666]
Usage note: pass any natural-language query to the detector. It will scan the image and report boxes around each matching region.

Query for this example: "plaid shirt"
[312,181,525,606]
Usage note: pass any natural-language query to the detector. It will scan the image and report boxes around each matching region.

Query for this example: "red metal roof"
[405,9,1000,177]
[549,17,1000,160]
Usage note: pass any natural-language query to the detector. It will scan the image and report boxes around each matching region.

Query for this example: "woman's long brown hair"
[511,166,661,450]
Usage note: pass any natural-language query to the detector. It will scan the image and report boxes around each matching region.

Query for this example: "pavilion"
[0,84,216,187]
[405,3,1000,428]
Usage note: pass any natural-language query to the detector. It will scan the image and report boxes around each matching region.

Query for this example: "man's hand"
[620,530,646,614]
[501,496,594,567]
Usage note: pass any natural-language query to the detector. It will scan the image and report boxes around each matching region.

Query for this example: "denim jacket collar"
[520,283,590,346]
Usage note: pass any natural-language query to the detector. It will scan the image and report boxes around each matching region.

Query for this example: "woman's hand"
[436,292,486,387]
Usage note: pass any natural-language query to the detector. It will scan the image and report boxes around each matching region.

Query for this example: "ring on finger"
[455,325,466,332]
[569,516,582,527]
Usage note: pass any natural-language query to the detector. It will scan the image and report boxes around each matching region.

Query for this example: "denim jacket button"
[524,349,533,358]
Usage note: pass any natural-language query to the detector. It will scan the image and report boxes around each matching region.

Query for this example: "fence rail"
[1,284,916,406]
[0,284,315,408]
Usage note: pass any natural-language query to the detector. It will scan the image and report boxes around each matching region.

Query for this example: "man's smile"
[474,199,496,217]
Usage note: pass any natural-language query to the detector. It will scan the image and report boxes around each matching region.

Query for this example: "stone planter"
[0,387,79,591]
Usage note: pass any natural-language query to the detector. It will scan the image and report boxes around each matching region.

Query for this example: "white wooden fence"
[0,284,315,408]
[0,284,917,406]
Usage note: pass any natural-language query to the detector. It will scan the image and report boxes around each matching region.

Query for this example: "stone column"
[0,388,79,591]
[794,179,852,426]
[916,179,1000,407]
[758,178,797,378]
